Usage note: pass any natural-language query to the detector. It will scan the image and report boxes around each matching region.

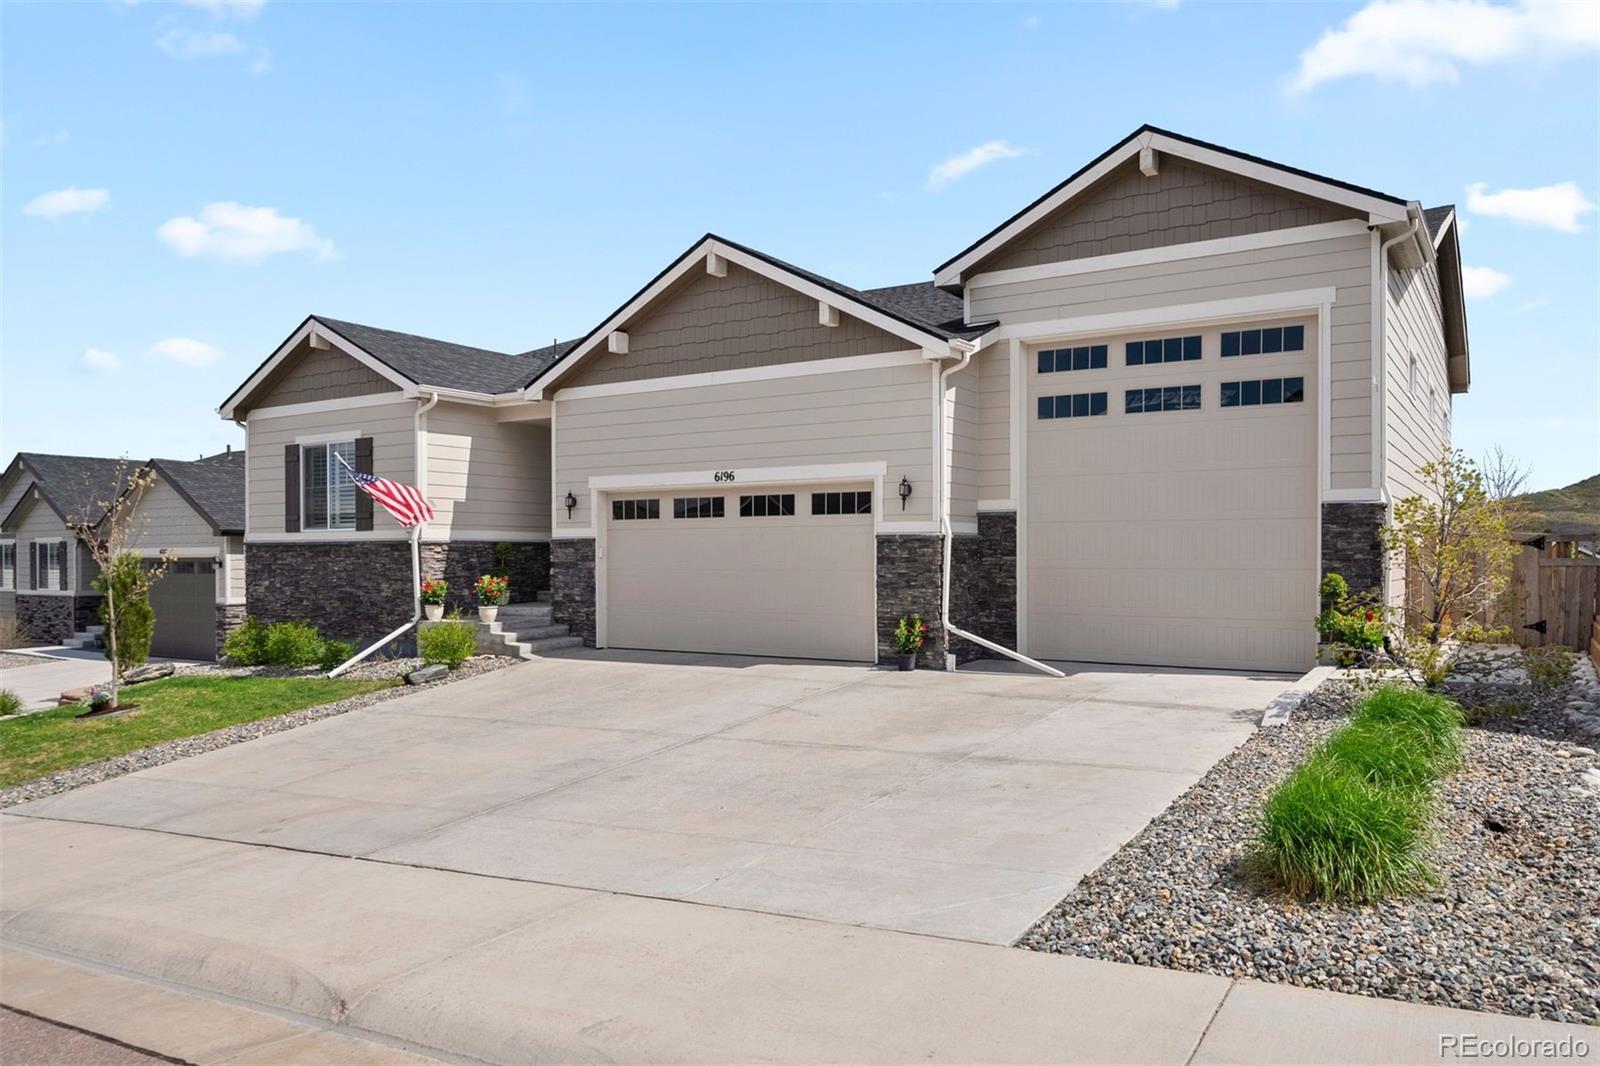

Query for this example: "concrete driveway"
[6,650,1290,943]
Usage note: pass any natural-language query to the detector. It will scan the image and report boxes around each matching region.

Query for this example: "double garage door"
[1025,319,1319,673]
[147,558,217,660]
[604,483,876,662]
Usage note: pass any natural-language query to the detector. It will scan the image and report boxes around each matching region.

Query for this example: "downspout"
[937,344,1064,678]
[327,390,440,676]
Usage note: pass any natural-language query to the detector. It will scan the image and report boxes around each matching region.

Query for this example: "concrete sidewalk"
[1,816,1586,1065]
[0,650,193,713]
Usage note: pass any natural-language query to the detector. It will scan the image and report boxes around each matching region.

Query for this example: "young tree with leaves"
[65,459,171,707]
[1379,449,1518,643]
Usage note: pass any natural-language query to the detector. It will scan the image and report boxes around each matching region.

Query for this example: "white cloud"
[1466,181,1596,232]
[1461,265,1512,299]
[149,338,226,367]
[1288,0,1599,93]
[158,27,246,58]
[926,140,1030,192]
[157,202,337,264]
[82,348,122,372]
[23,186,110,219]
[178,0,267,18]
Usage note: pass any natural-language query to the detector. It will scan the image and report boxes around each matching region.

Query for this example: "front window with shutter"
[0,542,14,589]
[301,440,358,531]
[39,541,65,589]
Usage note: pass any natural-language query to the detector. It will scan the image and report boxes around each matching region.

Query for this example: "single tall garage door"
[604,483,876,662]
[148,558,217,660]
[1025,319,1318,672]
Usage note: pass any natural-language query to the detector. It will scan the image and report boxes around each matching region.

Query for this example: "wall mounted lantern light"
[564,491,578,519]
[897,475,912,511]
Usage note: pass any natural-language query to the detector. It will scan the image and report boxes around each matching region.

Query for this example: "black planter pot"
[896,652,917,672]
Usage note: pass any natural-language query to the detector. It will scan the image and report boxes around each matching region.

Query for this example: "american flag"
[335,453,434,528]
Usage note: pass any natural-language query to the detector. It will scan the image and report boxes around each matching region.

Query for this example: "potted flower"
[420,578,449,621]
[891,613,928,671]
[473,573,509,623]
[88,686,113,714]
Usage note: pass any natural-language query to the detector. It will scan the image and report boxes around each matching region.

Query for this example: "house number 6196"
[713,470,736,483]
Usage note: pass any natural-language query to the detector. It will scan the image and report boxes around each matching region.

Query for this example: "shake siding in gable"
[12,497,74,590]
[553,361,934,531]
[977,346,1011,502]
[254,344,400,410]
[0,474,36,533]
[424,402,551,539]
[245,399,417,537]
[968,231,1374,491]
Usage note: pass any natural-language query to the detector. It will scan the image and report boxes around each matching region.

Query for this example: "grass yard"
[0,675,397,788]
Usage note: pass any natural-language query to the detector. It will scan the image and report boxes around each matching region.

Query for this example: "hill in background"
[1509,473,1600,536]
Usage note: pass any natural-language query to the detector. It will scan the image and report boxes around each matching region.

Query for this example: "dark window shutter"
[354,436,374,531]
[284,445,300,532]
[59,543,68,590]
[30,542,38,589]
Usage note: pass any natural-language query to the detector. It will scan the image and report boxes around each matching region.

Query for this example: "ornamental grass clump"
[1248,685,1464,903]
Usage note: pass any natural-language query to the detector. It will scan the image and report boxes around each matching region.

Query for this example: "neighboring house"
[0,450,245,658]
[220,125,1468,673]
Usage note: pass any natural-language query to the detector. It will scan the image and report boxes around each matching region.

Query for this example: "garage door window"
[673,497,725,519]
[612,498,660,520]
[1221,325,1304,357]
[1126,335,1201,366]
[1221,377,1305,407]
[811,491,870,515]
[1038,344,1107,373]
[1125,385,1201,414]
[741,493,796,517]
[1038,392,1108,420]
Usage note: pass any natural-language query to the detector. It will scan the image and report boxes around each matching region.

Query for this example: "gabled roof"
[524,234,988,397]
[933,123,1412,288]
[3,452,140,529]
[1423,204,1455,245]
[150,450,245,535]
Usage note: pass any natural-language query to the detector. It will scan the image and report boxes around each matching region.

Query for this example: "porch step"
[426,601,579,660]
[534,588,552,603]
[496,603,553,625]
[62,625,105,650]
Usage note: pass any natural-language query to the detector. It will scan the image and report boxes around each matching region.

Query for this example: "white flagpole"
[326,463,428,676]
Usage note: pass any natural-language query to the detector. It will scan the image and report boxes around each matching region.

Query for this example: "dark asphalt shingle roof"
[311,316,558,395]
[1424,205,1456,242]
[862,282,974,335]
[12,453,140,526]
[153,450,245,534]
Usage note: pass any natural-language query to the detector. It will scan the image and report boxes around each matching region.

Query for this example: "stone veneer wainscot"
[875,533,947,669]
[949,511,1018,665]
[1320,502,1386,596]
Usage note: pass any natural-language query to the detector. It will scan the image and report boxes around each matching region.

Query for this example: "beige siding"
[946,364,979,524]
[12,495,75,591]
[554,361,934,530]
[975,158,1359,275]
[977,345,1011,503]
[558,263,909,389]
[226,536,246,602]
[424,402,551,539]
[0,471,36,534]
[245,399,418,538]
[122,477,218,550]
[252,343,400,411]
[970,231,1374,491]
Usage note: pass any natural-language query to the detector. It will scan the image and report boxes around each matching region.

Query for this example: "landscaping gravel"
[0,655,516,810]
[0,652,50,672]
[1018,674,1600,1024]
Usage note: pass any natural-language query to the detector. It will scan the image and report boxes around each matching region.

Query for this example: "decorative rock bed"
[0,655,516,810]
[1018,672,1600,1024]
[0,652,51,672]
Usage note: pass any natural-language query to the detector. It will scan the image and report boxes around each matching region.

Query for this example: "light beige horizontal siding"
[970,231,1375,491]
[11,496,78,591]
[227,536,246,601]
[554,361,934,530]
[123,477,218,549]
[424,402,551,539]
[947,363,979,523]
[246,400,418,537]
[977,344,1011,501]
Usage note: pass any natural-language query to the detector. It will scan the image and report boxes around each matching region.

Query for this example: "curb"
[1260,665,1336,727]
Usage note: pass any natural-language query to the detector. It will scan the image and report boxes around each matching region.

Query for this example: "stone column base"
[950,511,1018,665]
[550,538,596,646]
[1320,502,1387,597]
[876,533,947,669]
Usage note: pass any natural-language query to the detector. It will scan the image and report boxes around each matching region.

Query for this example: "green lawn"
[0,674,397,788]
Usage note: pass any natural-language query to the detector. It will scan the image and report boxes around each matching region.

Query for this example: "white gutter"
[327,390,441,677]
[1373,207,1422,509]
[935,345,1064,678]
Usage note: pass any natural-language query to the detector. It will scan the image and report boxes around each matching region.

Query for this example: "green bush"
[1248,758,1435,903]
[1351,685,1463,769]
[1318,719,1440,795]
[0,690,21,716]
[419,616,476,668]
[221,617,269,665]
[94,552,155,671]
[1521,646,1575,692]
[261,621,325,668]
[319,639,355,673]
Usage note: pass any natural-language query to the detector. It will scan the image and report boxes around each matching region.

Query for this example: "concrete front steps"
[61,625,104,651]
[423,591,581,660]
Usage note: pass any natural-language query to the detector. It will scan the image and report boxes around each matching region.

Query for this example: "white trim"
[526,237,955,398]
[552,349,926,402]
[15,589,76,598]
[422,529,551,543]
[220,319,417,420]
[293,429,366,446]
[244,392,414,421]
[1016,332,1029,655]
[218,598,247,607]
[934,131,1406,287]
[588,461,887,492]
[1317,301,1334,497]
[1321,488,1386,503]
[1370,227,1385,492]
[553,526,596,540]
[1007,338,1022,501]
[248,529,551,545]
[949,519,979,536]
[127,546,219,557]
[929,361,943,527]
[997,287,1339,344]
[978,499,1018,512]
[965,220,1371,291]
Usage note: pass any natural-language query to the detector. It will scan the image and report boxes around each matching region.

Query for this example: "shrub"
[94,552,155,672]
[1318,572,1350,608]
[319,639,355,673]
[1247,758,1435,903]
[261,621,325,668]
[221,617,270,665]
[0,616,22,650]
[892,614,928,655]
[1452,620,1513,645]
[419,616,477,668]
[1318,719,1440,795]
[1351,685,1464,768]
[0,690,21,715]
[1521,646,1575,693]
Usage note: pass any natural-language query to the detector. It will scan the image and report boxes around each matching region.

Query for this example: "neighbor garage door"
[148,558,217,660]
[1025,318,1318,672]
[604,483,875,662]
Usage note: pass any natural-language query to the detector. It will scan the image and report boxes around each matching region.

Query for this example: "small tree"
[1379,449,1518,643]
[65,459,171,707]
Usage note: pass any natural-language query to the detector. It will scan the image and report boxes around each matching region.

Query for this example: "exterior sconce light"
[563,491,577,519]
[897,475,912,511]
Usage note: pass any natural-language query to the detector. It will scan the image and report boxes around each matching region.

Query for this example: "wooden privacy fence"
[1491,534,1600,651]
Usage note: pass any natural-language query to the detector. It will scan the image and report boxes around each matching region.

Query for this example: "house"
[0,450,246,658]
[219,124,1467,673]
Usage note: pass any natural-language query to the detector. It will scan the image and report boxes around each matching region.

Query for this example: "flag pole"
[326,518,425,678]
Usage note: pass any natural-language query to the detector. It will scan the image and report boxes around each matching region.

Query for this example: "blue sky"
[3,0,1596,490]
